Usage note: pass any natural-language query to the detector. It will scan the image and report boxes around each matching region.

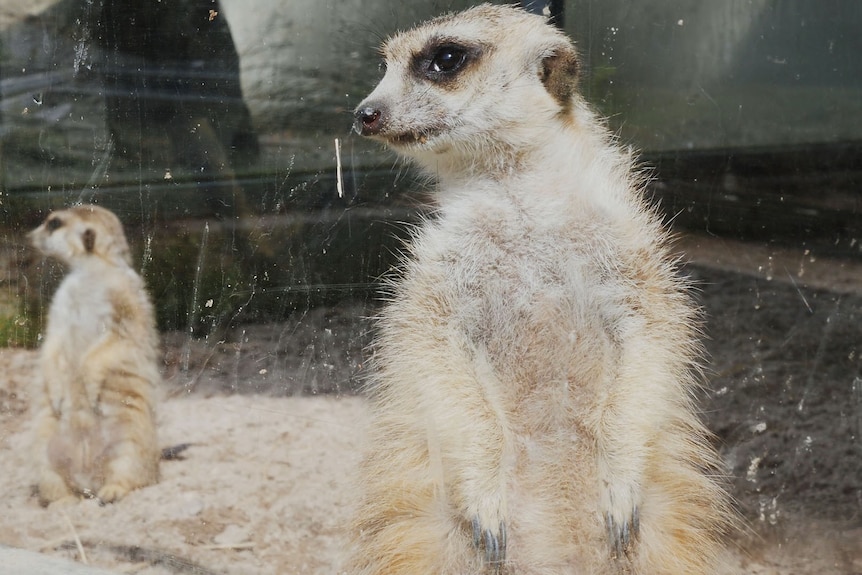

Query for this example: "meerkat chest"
[47,270,116,347]
[430,192,620,305]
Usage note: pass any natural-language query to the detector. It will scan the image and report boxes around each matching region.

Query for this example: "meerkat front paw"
[471,516,507,571]
[465,491,508,571]
[605,505,639,559]
[601,484,640,559]
[97,482,130,504]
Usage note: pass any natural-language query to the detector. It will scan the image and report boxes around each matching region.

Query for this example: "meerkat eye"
[429,45,467,75]
[45,217,63,232]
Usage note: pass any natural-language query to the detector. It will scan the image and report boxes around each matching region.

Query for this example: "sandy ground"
[0,353,859,575]
[1,235,861,574]
[0,348,367,575]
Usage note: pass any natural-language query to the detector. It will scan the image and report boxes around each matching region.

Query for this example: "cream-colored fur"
[347,5,735,574]
[29,204,160,505]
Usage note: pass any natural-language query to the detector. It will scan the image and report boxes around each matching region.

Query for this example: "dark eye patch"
[45,217,63,232]
[413,40,481,84]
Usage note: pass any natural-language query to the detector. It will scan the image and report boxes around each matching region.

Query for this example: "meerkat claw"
[472,517,507,570]
[606,506,639,559]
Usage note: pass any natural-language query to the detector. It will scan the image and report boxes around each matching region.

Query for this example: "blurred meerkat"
[29,204,160,505]
[347,5,735,574]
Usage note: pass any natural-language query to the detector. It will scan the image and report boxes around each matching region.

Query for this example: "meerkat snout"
[354,40,477,139]
[354,105,384,136]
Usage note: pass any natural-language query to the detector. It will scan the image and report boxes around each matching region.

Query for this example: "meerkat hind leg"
[98,407,158,503]
[38,467,77,506]
[98,441,153,503]
[35,407,77,506]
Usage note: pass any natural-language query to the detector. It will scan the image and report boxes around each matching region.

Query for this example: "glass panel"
[0,1,858,573]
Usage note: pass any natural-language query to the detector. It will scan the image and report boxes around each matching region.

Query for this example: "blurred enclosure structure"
[2,1,861,327]
[0,0,860,567]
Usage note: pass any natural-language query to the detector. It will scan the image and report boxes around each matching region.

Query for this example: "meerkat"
[29,204,160,505]
[346,5,735,574]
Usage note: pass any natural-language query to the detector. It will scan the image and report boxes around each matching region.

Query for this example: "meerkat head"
[28,204,132,268]
[354,4,580,177]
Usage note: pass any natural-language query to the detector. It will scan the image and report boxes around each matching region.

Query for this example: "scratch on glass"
[335,137,344,198]
[182,222,209,374]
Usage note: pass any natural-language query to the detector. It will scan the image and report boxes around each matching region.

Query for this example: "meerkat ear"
[539,43,579,111]
[82,228,96,254]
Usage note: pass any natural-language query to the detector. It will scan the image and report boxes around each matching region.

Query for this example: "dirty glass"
[0,0,859,573]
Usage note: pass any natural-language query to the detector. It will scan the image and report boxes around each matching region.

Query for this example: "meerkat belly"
[431,207,627,419]
[477,272,623,446]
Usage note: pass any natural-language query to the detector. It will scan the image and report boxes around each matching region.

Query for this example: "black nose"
[354,105,384,136]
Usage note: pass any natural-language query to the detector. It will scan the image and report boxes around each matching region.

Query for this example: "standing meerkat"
[29,204,160,505]
[347,5,735,574]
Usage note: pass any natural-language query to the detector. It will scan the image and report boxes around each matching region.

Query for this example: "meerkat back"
[29,204,160,505]
[346,5,735,575]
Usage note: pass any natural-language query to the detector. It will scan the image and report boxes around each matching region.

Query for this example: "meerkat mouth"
[387,131,433,147]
